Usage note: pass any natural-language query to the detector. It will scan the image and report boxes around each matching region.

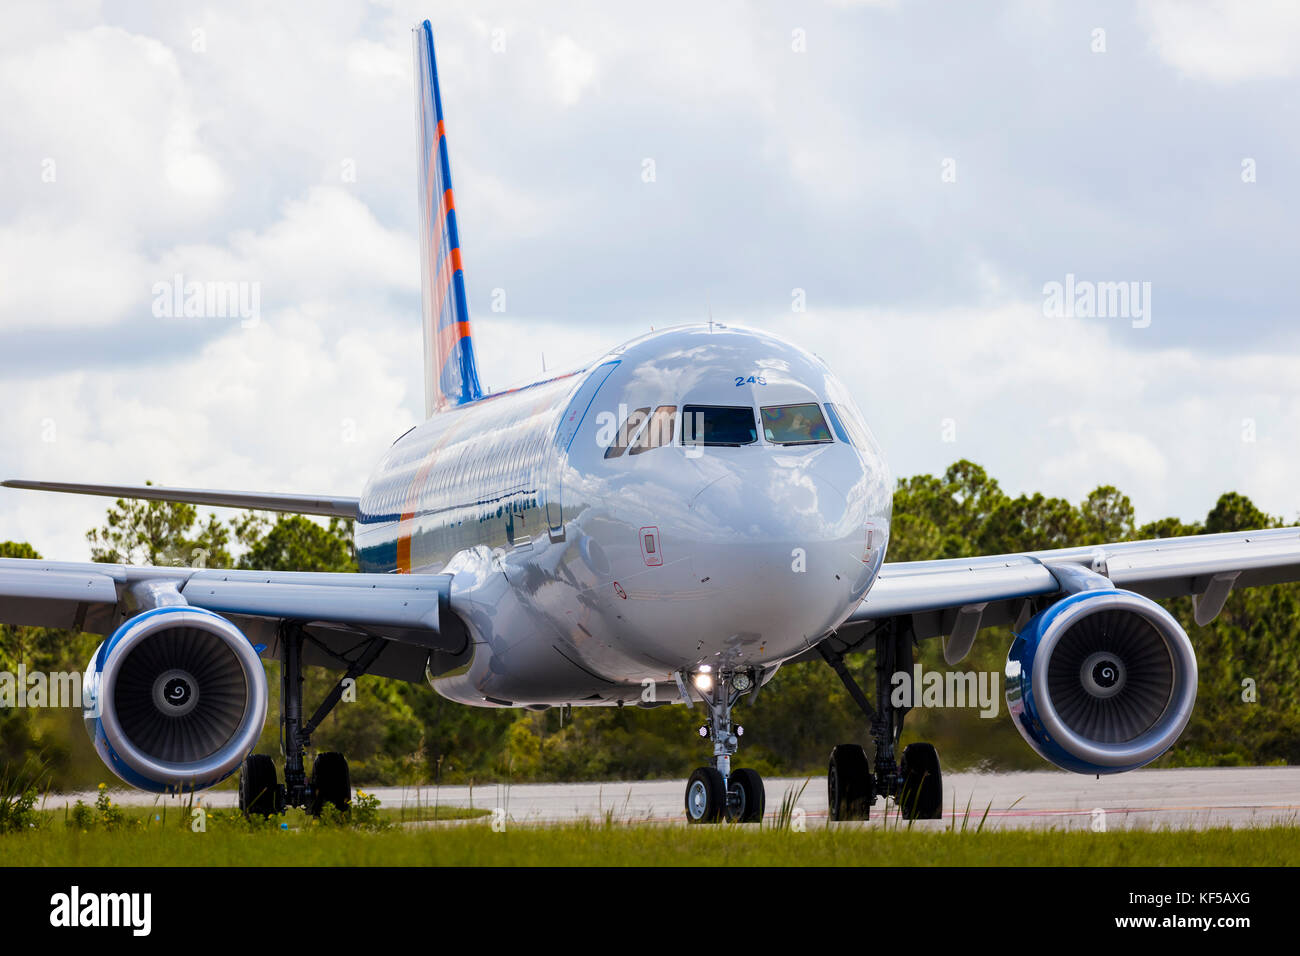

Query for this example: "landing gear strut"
[238,621,383,817]
[820,619,943,821]
[681,670,765,824]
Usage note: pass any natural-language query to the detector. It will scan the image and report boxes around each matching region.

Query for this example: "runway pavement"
[46,766,1300,830]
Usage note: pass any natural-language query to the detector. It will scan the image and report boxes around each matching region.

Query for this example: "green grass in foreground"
[2,820,1297,866]
[32,804,489,826]
[376,805,491,823]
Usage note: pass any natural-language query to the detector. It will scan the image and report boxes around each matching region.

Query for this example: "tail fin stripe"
[430,247,461,332]
[424,179,454,263]
[436,322,473,371]
[436,186,455,227]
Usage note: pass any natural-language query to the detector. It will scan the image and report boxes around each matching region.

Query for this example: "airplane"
[3,19,1299,824]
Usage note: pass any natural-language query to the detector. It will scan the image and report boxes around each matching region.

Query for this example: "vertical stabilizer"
[413,20,482,415]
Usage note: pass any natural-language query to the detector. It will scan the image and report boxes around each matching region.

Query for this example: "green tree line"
[2,461,1297,790]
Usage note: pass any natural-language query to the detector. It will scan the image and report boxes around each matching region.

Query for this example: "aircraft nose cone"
[677,455,874,653]
[687,464,850,543]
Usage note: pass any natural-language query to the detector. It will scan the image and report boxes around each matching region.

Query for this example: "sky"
[1,0,1298,560]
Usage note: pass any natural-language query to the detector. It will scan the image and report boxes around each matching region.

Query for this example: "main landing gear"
[238,621,385,818]
[680,669,765,824]
[820,619,943,822]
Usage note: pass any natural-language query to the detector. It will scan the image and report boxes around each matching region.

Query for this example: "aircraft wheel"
[685,766,726,824]
[310,751,352,816]
[239,754,282,817]
[899,742,943,820]
[828,743,875,821]
[728,768,765,823]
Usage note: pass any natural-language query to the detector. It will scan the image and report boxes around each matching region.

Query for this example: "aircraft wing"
[0,558,462,682]
[813,526,1300,664]
[1,479,360,519]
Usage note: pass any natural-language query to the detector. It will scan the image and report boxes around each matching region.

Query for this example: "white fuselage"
[357,324,892,707]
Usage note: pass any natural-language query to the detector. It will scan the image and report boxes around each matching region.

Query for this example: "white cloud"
[216,186,417,302]
[0,308,419,560]
[0,26,227,224]
[0,219,150,328]
[1039,418,1171,499]
[1140,0,1300,82]
[548,35,597,106]
[346,38,406,79]
[752,303,1300,526]
[453,168,573,241]
[0,186,414,331]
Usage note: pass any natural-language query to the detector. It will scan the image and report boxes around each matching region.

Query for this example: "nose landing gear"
[680,670,765,824]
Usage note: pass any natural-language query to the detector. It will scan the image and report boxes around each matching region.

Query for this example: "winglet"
[413,19,483,415]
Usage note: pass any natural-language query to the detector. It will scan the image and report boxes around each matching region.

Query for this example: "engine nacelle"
[83,606,268,793]
[1005,588,1197,774]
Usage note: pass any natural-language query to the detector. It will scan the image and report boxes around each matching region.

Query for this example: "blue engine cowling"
[82,606,268,794]
[1005,588,1197,774]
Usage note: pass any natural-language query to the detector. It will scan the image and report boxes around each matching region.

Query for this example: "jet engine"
[1005,588,1197,774]
[83,606,268,793]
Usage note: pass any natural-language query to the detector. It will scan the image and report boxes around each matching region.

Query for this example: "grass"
[2,815,1297,866]
[379,805,490,823]
[775,779,810,829]
[32,803,488,827]
[0,756,48,835]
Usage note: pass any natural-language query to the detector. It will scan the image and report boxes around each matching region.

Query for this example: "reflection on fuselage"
[356,325,893,707]
[356,373,576,573]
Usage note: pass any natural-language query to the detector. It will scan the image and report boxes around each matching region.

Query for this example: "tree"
[0,541,40,561]
[1077,485,1136,544]
[1137,516,1202,539]
[87,488,232,567]
[1204,492,1278,534]
[236,514,355,573]
[891,460,1011,559]
[887,513,943,562]
[942,460,1006,548]
[979,493,1081,554]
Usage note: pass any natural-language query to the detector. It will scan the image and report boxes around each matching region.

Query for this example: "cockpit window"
[604,406,651,459]
[682,405,758,446]
[760,403,832,445]
[630,405,677,455]
[823,402,853,446]
[824,401,867,449]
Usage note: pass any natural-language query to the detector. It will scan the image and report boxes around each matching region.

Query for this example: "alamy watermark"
[0,664,87,710]
[151,273,261,328]
[1042,273,1151,328]
[49,886,151,936]
[890,664,1000,718]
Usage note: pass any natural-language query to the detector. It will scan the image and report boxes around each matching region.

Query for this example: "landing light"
[732,672,752,692]
[693,672,714,693]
